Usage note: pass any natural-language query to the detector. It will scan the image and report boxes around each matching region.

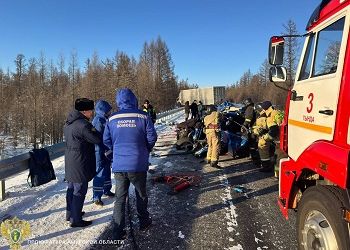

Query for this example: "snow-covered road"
[0,110,185,250]
[1,108,298,250]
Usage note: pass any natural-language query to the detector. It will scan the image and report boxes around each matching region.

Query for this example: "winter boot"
[259,160,273,172]
[103,191,115,198]
[94,199,104,207]
[250,150,261,167]
[210,161,222,169]
[66,211,85,222]
[70,219,92,228]
[140,218,153,231]
[112,224,127,241]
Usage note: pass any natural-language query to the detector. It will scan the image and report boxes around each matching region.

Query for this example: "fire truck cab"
[269,0,350,249]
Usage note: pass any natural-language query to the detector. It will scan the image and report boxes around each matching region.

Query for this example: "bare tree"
[283,19,299,89]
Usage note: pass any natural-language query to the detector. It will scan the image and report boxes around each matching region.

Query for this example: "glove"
[262,133,273,142]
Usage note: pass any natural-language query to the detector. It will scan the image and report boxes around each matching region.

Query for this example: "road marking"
[219,174,242,250]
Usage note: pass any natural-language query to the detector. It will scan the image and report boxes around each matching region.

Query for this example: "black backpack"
[27,148,56,187]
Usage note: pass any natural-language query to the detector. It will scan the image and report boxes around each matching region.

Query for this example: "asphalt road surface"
[93,130,298,250]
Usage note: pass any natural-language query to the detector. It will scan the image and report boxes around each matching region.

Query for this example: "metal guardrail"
[156,107,184,123]
[0,107,184,201]
[0,143,65,201]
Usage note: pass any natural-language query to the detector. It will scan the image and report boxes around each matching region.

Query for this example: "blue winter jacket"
[103,88,158,172]
[92,100,112,170]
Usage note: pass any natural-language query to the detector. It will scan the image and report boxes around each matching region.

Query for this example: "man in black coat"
[190,100,198,119]
[64,98,102,227]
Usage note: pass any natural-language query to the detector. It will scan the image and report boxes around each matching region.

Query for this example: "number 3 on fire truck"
[306,93,314,113]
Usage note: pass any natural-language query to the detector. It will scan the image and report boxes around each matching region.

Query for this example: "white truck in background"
[177,86,226,106]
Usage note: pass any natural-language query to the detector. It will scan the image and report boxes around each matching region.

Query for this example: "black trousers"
[112,172,150,239]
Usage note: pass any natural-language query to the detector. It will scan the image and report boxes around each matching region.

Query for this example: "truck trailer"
[177,86,225,106]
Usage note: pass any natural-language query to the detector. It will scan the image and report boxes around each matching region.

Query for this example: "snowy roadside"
[0,111,184,250]
[0,134,33,160]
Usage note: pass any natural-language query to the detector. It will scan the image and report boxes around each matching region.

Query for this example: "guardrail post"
[0,180,5,201]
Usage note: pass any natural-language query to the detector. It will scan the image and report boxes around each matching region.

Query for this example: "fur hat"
[75,98,94,111]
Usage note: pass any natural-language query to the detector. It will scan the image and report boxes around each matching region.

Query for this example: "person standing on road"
[263,102,285,177]
[92,100,114,207]
[64,98,101,227]
[142,99,157,124]
[258,101,285,173]
[252,103,268,167]
[184,101,190,121]
[190,100,199,119]
[204,105,221,169]
[198,101,204,119]
[103,88,157,240]
[242,98,259,166]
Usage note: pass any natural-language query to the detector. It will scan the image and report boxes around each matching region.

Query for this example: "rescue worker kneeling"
[204,105,221,169]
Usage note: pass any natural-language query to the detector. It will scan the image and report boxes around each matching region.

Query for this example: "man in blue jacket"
[64,98,101,227]
[104,88,157,240]
[92,100,114,206]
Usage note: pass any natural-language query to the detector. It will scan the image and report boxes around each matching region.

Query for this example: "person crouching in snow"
[92,100,115,206]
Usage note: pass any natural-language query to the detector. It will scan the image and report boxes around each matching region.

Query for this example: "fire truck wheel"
[297,185,350,250]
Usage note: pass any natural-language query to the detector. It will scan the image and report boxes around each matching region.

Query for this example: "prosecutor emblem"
[1,217,31,249]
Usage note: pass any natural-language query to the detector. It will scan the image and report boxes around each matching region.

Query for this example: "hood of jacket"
[66,110,87,125]
[95,100,112,117]
[116,88,138,110]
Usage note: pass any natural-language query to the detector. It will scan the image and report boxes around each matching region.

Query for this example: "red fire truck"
[269,0,350,249]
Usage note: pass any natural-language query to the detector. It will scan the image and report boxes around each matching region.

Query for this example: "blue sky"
[0,0,320,87]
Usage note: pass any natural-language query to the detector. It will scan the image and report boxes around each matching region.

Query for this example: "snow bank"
[0,110,184,249]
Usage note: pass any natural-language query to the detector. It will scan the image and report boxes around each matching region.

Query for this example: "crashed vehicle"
[175,104,250,159]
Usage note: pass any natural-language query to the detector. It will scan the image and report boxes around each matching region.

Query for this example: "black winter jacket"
[243,104,256,129]
[64,110,102,183]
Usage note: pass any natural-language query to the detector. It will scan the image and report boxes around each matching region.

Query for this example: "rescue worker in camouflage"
[204,105,221,169]
[242,98,259,165]
[251,103,268,167]
[258,101,284,172]
[92,100,114,207]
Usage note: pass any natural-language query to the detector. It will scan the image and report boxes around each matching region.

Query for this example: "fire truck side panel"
[288,8,349,161]
[334,10,350,150]
[279,2,350,218]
